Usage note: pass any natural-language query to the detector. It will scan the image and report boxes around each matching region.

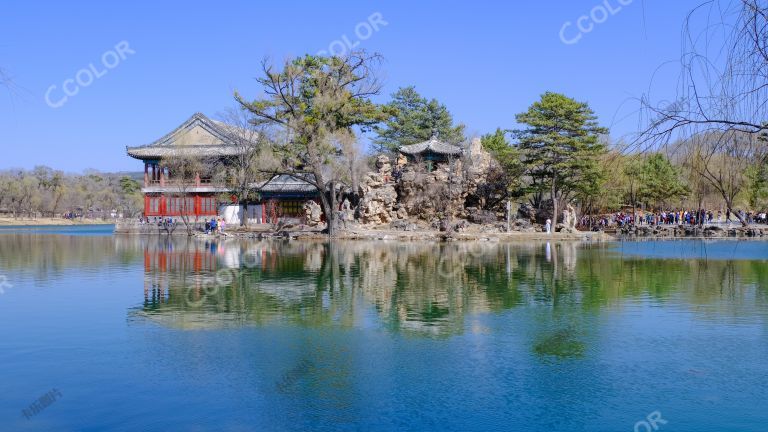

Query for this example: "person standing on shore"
[545,218,552,234]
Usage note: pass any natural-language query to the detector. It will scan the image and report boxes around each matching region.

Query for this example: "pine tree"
[515,92,608,224]
[481,128,525,199]
[638,153,689,208]
[373,86,464,152]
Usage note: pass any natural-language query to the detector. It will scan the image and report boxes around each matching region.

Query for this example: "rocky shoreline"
[115,220,768,243]
[619,224,768,238]
[114,220,611,242]
[114,215,768,243]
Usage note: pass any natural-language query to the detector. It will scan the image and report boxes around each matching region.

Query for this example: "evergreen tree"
[515,92,608,223]
[373,86,464,152]
[745,160,768,209]
[638,153,689,208]
[480,128,525,200]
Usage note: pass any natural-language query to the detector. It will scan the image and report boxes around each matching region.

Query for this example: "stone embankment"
[620,224,768,238]
[114,220,612,242]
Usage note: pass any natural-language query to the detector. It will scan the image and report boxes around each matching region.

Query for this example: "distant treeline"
[0,166,143,219]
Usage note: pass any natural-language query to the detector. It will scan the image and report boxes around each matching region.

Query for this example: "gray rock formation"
[303,201,323,227]
[357,140,496,226]
[467,208,498,225]
[517,203,537,222]
[395,159,465,221]
[620,223,767,238]
[358,155,398,225]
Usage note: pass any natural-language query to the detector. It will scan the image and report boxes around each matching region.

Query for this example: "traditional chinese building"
[222,174,319,225]
[127,113,320,224]
[398,136,463,171]
[253,174,319,222]
[127,113,251,218]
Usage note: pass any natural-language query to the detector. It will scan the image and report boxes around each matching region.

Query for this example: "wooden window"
[150,197,160,214]
[280,201,302,216]
[183,198,194,214]
[199,197,216,215]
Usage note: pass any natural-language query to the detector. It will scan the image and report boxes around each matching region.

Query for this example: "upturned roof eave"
[398,138,463,156]
[126,112,258,155]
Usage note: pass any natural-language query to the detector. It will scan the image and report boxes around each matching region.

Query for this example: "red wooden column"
[261,203,266,224]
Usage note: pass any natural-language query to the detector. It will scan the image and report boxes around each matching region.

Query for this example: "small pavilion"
[398,136,463,170]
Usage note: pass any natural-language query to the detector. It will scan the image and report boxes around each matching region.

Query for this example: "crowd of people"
[579,209,768,230]
[203,218,226,235]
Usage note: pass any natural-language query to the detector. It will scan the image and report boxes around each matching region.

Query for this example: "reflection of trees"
[125,239,768,339]
[0,233,143,282]
[533,327,585,359]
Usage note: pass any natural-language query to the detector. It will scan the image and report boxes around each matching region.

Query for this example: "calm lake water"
[1,227,767,431]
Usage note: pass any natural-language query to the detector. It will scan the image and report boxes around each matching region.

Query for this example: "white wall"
[220,204,265,225]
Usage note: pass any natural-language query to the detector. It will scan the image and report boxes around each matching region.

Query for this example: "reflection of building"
[144,242,219,274]
[142,239,221,307]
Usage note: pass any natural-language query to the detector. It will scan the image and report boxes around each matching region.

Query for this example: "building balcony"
[141,182,232,194]
[144,176,226,190]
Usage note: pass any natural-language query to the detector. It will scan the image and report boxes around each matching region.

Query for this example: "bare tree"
[161,150,217,236]
[216,108,274,227]
[235,51,386,236]
[678,131,763,222]
[636,1,768,224]
[638,1,768,143]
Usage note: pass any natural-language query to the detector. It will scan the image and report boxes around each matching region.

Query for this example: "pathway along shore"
[114,219,768,242]
[0,217,114,226]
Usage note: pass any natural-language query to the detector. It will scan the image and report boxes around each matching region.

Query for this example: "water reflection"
[4,231,768,430]
[533,327,586,359]
[123,238,768,344]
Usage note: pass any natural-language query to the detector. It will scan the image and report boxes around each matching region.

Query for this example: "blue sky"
[0,0,705,172]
